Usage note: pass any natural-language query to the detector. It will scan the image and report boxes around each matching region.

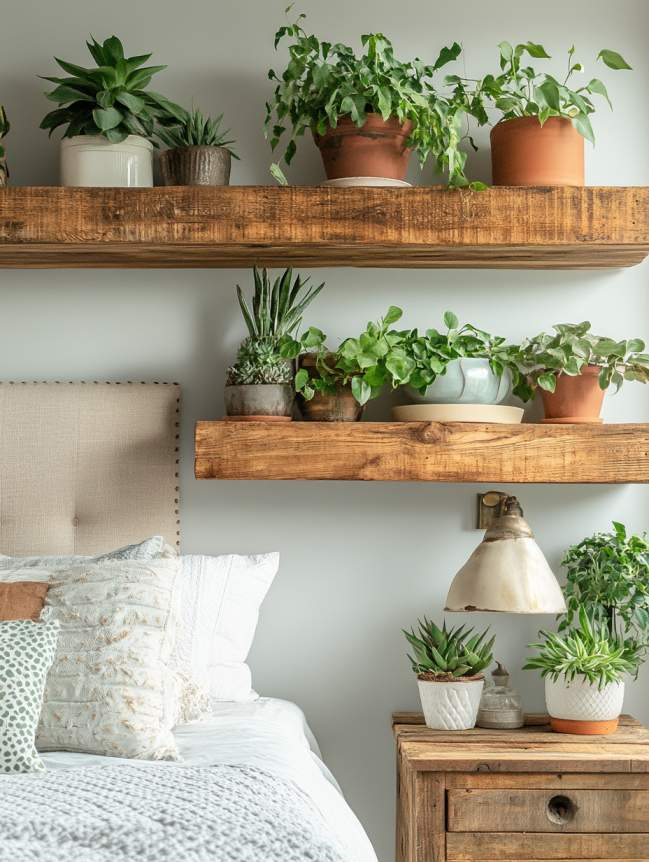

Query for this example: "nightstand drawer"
[447,788,649,833]
[446,833,649,861]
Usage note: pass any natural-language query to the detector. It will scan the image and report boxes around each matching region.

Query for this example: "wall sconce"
[445,494,566,614]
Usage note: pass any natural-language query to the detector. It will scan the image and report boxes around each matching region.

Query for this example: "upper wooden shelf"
[194,420,649,484]
[0,186,647,269]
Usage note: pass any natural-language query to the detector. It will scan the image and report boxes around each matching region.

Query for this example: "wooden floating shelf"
[0,186,648,269]
[194,420,649,484]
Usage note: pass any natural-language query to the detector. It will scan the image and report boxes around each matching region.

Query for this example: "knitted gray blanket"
[0,763,350,861]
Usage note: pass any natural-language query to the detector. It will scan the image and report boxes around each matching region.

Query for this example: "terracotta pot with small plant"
[512,322,649,423]
[464,42,632,185]
[0,106,9,186]
[265,12,483,188]
[225,267,324,420]
[156,108,238,185]
[404,619,494,731]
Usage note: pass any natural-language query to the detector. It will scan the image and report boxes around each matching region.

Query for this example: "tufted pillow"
[0,536,173,574]
[32,558,183,760]
[0,619,60,773]
[0,582,49,621]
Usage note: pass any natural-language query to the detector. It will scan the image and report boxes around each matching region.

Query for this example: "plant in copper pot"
[513,322,649,423]
[462,43,631,185]
[265,12,481,188]
[0,106,9,186]
[156,107,238,186]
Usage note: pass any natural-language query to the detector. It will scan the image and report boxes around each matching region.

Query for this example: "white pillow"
[171,553,279,703]
[0,536,173,572]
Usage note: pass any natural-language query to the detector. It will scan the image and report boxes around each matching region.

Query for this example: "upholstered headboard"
[0,382,180,555]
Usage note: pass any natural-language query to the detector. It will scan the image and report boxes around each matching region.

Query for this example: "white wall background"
[1,1,648,858]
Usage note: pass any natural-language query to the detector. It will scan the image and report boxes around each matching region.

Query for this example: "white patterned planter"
[545,676,624,734]
[61,135,153,187]
[418,677,484,730]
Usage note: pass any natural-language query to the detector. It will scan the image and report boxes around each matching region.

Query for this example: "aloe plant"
[155,107,238,157]
[0,106,9,184]
[40,35,184,143]
[404,618,494,679]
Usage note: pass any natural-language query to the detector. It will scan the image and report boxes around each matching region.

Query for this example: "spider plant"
[155,107,238,157]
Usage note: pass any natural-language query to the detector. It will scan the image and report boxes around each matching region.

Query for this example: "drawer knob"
[546,794,577,825]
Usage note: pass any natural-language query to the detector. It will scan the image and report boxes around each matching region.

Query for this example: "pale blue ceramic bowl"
[406,358,511,405]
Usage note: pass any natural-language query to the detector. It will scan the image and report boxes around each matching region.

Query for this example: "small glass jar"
[477,662,524,729]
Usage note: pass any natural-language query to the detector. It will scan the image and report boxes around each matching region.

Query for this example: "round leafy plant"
[512,321,649,401]
[155,107,238,157]
[0,106,9,183]
[404,618,494,680]
[265,12,481,188]
[40,35,185,143]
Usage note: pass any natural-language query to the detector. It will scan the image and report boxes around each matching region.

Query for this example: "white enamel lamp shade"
[445,497,566,614]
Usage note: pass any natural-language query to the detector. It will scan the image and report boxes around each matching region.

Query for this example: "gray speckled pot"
[224,384,294,418]
[159,146,231,186]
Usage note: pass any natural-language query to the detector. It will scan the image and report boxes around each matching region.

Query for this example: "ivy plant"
[40,35,185,143]
[512,321,649,401]
[463,43,632,143]
[265,11,482,188]
[404,618,494,680]
[155,107,238,157]
[0,106,9,183]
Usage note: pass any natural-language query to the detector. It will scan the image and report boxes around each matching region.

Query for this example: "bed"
[0,382,376,862]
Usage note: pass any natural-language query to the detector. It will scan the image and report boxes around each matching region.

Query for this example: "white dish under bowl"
[392,404,524,423]
[321,176,412,188]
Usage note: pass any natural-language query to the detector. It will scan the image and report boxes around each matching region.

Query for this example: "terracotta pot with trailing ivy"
[404,619,494,731]
[40,35,184,187]
[0,106,9,187]
[513,322,649,423]
[225,267,324,420]
[156,108,238,186]
[265,13,481,188]
[466,43,631,185]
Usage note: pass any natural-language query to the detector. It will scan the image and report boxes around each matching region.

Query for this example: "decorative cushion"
[32,557,183,760]
[0,619,60,773]
[170,553,279,703]
[0,535,172,573]
[0,582,49,621]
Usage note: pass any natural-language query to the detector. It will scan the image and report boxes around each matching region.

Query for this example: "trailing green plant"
[40,35,185,143]
[524,605,642,686]
[404,618,494,680]
[462,42,632,143]
[155,107,238,157]
[265,11,482,188]
[226,267,324,386]
[0,106,9,183]
[512,321,649,401]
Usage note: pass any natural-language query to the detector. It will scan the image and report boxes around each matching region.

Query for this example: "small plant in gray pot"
[404,618,494,730]
[0,106,9,186]
[156,107,238,185]
[225,267,324,420]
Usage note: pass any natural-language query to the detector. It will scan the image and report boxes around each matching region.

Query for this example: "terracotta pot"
[298,353,363,422]
[541,365,605,424]
[158,146,231,186]
[490,116,584,186]
[314,114,413,181]
[545,676,624,736]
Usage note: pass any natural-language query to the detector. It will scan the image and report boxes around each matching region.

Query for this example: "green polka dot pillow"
[0,619,59,773]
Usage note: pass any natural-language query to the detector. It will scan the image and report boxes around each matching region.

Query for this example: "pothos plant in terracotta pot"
[0,106,9,186]
[512,322,649,423]
[464,42,631,185]
[156,107,238,186]
[265,12,482,188]
[404,619,494,731]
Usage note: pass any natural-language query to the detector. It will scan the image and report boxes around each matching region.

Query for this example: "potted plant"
[225,267,324,420]
[467,42,631,185]
[265,13,481,188]
[294,306,407,420]
[513,321,649,423]
[156,107,238,185]
[524,606,641,735]
[40,35,184,187]
[404,619,494,730]
[0,106,8,186]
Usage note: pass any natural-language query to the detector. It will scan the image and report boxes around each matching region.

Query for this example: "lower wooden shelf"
[194,420,649,483]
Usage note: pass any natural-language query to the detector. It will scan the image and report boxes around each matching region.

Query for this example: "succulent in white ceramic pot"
[404,619,495,731]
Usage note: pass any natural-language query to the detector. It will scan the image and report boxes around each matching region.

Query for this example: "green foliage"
[512,321,649,401]
[226,338,293,385]
[155,107,238,156]
[404,618,494,679]
[265,11,482,188]
[524,605,641,686]
[0,106,9,182]
[40,35,185,144]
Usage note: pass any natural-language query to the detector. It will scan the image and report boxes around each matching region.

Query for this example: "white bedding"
[41,698,377,862]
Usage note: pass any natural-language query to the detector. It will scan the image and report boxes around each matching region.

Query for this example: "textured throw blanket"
[0,763,349,862]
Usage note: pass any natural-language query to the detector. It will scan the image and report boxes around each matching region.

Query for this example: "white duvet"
[40,697,377,862]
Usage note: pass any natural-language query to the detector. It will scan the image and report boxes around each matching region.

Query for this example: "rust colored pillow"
[0,582,49,621]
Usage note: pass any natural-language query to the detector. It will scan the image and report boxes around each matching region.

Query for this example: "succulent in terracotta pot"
[0,106,9,186]
[156,107,238,186]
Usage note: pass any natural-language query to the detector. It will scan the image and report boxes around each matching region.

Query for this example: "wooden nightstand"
[393,712,649,862]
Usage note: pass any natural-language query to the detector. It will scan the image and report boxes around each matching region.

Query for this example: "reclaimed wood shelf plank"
[194,420,649,484]
[0,186,648,269]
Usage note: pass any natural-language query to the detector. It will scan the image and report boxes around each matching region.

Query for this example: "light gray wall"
[1,1,648,858]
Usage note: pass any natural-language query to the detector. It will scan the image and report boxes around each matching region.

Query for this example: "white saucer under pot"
[321,176,412,188]
[391,404,524,423]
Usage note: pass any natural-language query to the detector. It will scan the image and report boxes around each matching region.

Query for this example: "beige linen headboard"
[0,382,180,555]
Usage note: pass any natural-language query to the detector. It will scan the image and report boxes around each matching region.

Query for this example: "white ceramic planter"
[407,358,511,405]
[60,135,153,187]
[545,676,625,734]
[418,677,484,730]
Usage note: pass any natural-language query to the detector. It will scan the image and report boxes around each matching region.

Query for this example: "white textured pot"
[60,135,153,187]
[545,675,625,735]
[418,677,484,730]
